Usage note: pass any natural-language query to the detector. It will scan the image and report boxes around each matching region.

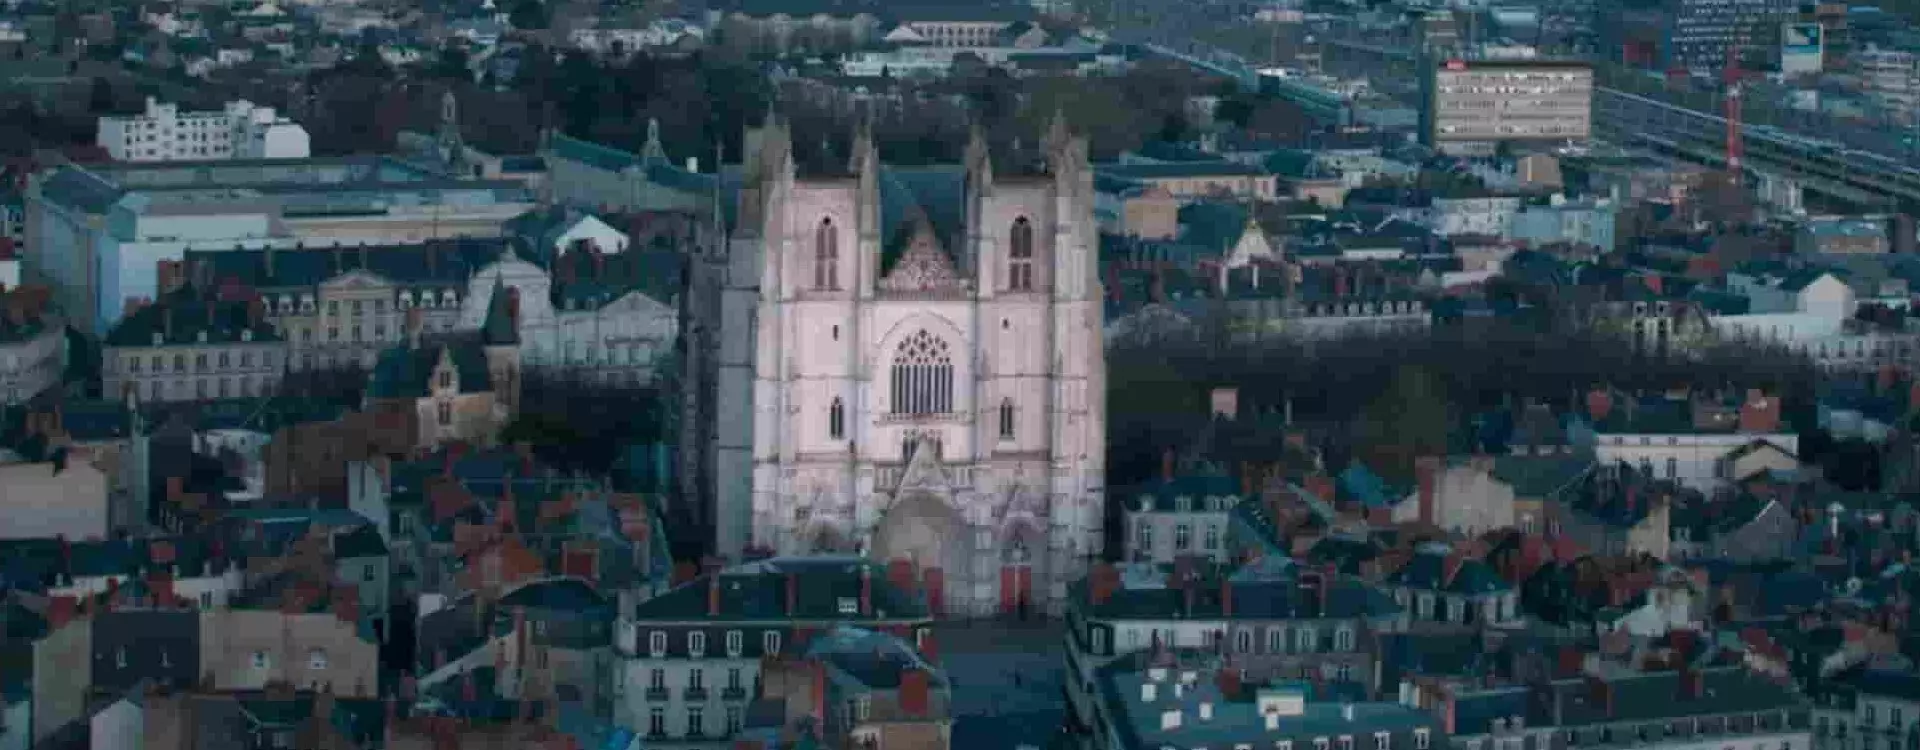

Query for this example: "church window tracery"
[814,218,839,290]
[1008,217,1035,291]
[890,330,953,415]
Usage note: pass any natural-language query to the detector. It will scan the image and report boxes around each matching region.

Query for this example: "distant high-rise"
[1664,0,1797,73]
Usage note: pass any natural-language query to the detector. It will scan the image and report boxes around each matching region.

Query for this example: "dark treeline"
[1107,317,1820,488]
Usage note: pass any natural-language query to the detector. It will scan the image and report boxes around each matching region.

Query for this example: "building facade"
[96,98,311,163]
[1420,59,1593,156]
[720,117,1106,618]
[101,290,286,404]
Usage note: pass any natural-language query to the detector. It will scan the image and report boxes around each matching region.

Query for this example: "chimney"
[358,242,370,271]
[1677,667,1704,700]
[1556,646,1583,677]
[708,573,722,617]
[1416,456,1441,524]
[1587,388,1614,421]
[1222,579,1234,618]
[1216,667,1242,699]
[900,669,931,716]
[1162,448,1176,483]
[1091,563,1118,606]
[920,631,940,663]
[264,244,276,279]
[506,287,522,328]
[860,565,873,616]
[786,573,798,615]
[163,306,174,342]
[1739,390,1779,433]
[427,244,439,276]
[403,306,425,350]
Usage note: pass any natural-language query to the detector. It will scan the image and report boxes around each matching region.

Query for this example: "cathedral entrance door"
[871,489,961,614]
[1000,536,1035,618]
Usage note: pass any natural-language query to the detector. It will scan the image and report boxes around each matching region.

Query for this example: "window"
[1296,627,1317,652]
[1415,730,1431,750]
[309,650,328,670]
[689,668,705,690]
[1666,457,1678,479]
[115,647,127,668]
[1377,732,1392,750]
[252,651,270,669]
[1234,629,1253,653]
[648,707,665,737]
[763,631,782,655]
[687,707,705,737]
[1136,522,1152,551]
[688,632,707,657]
[1174,524,1191,550]
[1009,217,1035,291]
[999,399,1016,440]
[890,330,953,415]
[1204,525,1221,550]
[438,371,453,389]
[648,631,668,656]
[1340,736,1354,750]
[1266,627,1285,653]
[726,630,744,656]
[437,402,452,426]
[814,218,839,290]
[829,398,845,440]
[1316,739,1331,750]
[726,706,744,734]
[649,668,666,690]
[1091,628,1107,653]
[728,668,744,691]
[1335,628,1354,651]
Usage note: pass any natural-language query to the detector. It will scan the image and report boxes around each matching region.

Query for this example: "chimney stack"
[1162,448,1176,483]
[1587,388,1614,421]
[1416,456,1441,524]
[407,307,424,350]
[786,572,798,616]
[1221,579,1234,618]
[708,572,722,617]
[859,565,873,616]
[900,669,931,716]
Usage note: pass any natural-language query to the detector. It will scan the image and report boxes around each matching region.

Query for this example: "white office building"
[97,98,311,163]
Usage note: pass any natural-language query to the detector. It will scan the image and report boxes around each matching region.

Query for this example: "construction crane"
[1724,44,1745,187]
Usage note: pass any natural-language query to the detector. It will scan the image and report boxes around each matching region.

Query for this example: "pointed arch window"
[998,398,1016,440]
[1008,217,1035,292]
[890,330,953,415]
[829,397,846,440]
[814,218,839,290]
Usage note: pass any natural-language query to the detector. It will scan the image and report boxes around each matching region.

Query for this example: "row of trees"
[1107,318,1821,487]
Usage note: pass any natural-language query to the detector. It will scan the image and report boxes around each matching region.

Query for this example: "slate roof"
[103,286,280,348]
[366,339,494,399]
[1073,560,1401,621]
[806,625,946,690]
[1491,456,1593,497]
[1383,546,1510,595]
[1545,667,1806,726]
[185,237,511,294]
[631,557,931,623]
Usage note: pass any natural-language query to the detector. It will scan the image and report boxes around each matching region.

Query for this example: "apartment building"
[1420,59,1593,156]
[0,285,64,405]
[97,98,309,162]
[101,288,285,404]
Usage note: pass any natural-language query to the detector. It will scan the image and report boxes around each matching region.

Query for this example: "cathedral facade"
[714,116,1107,617]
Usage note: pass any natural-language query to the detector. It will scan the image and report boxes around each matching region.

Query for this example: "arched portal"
[870,489,964,603]
[999,518,1047,617]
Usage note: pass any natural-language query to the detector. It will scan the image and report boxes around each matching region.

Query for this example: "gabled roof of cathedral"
[879,166,969,278]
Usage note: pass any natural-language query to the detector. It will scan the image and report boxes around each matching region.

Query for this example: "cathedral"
[712,114,1108,617]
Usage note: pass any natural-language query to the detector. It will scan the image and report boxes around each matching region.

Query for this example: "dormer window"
[1175,497,1192,513]
[152,332,164,345]
[241,329,253,342]
[648,631,667,656]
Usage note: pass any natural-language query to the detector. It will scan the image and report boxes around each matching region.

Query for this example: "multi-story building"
[101,288,286,404]
[1856,48,1920,125]
[1082,647,1443,750]
[1812,661,1920,750]
[749,626,954,750]
[1574,388,1798,492]
[1064,559,1404,733]
[613,556,933,747]
[1664,0,1798,73]
[1420,59,1593,156]
[96,98,310,163]
[723,117,1106,617]
[24,156,537,336]
[1119,473,1246,565]
[0,285,65,405]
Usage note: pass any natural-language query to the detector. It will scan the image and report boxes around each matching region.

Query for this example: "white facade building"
[97,98,311,163]
[456,253,680,387]
[718,116,1106,617]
